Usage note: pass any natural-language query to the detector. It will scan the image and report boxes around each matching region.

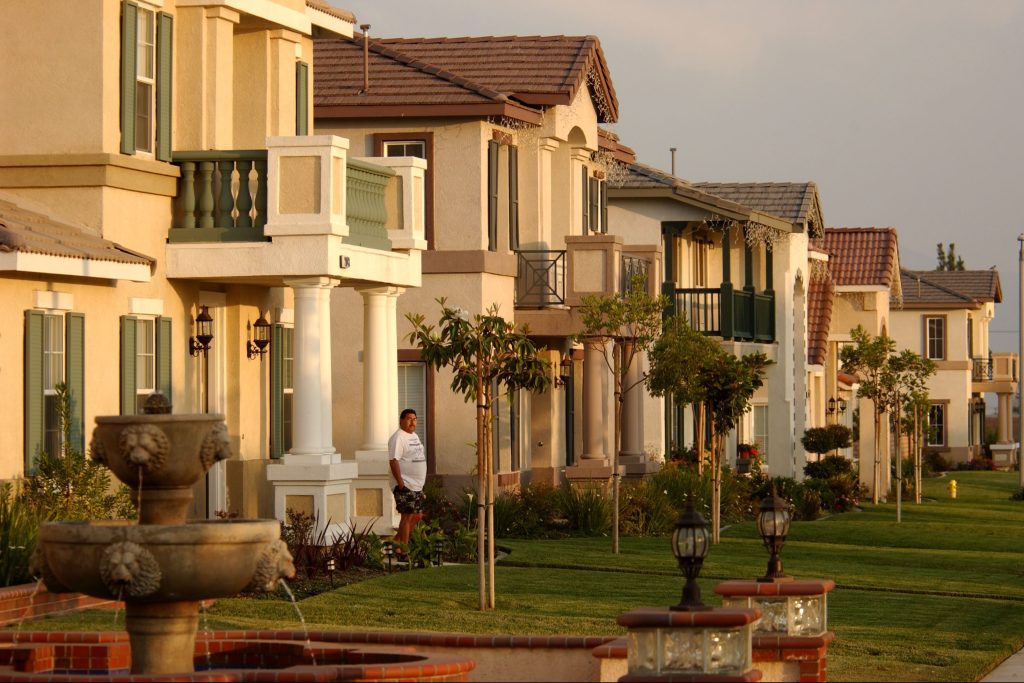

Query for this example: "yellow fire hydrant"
[948,479,957,499]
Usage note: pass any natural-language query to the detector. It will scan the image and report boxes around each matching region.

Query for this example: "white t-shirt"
[388,428,426,492]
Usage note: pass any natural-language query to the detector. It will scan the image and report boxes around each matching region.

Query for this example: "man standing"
[388,408,426,547]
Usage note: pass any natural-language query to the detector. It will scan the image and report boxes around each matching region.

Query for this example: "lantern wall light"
[246,311,271,360]
[189,305,214,357]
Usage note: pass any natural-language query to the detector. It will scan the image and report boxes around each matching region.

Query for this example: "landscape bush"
[924,451,952,473]
[0,483,40,587]
[555,484,611,536]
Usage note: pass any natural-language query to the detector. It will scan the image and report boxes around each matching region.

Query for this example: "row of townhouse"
[1,1,1014,529]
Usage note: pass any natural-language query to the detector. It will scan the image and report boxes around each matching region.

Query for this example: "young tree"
[840,326,896,504]
[648,315,769,542]
[575,273,668,554]
[879,350,936,522]
[407,300,551,610]
[801,424,853,461]
[935,242,966,271]
[901,389,932,504]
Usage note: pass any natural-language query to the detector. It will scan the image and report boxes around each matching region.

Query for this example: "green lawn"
[11,471,1024,681]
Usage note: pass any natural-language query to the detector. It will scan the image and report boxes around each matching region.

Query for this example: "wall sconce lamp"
[826,396,848,416]
[246,311,271,360]
[189,305,214,357]
[555,353,572,388]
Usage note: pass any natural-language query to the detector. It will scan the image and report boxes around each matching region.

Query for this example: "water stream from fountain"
[112,586,124,628]
[10,578,44,645]
[279,579,317,666]
[199,600,212,670]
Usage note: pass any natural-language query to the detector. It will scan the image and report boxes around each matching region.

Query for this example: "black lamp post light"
[246,311,271,360]
[670,499,711,611]
[189,305,214,357]
[756,484,792,583]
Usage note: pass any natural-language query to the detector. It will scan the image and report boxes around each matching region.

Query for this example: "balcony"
[972,352,1019,392]
[620,255,650,294]
[515,250,566,307]
[168,147,394,251]
[672,285,774,343]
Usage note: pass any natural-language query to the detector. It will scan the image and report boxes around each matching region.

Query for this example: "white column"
[285,277,338,464]
[359,287,391,450]
[621,344,643,457]
[582,339,607,461]
[387,288,403,420]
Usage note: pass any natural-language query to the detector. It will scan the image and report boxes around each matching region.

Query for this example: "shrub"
[329,518,381,572]
[20,383,136,522]
[445,521,478,563]
[280,509,330,579]
[620,479,676,536]
[556,484,611,535]
[751,476,821,521]
[407,520,445,568]
[801,425,853,460]
[0,483,40,587]
[924,451,952,473]
[1011,488,1024,502]
[957,458,995,471]
[804,455,855,480]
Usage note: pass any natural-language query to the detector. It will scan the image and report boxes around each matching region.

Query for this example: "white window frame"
[135,6,156,154]
[751,404,768,456]
[692,239,710,288]
[927,403,946,447]
[397,362,427,447]
[282,326,295,452]
[383,141,426,159]
[925,316,945,361]
[134,317,156,410]
[42,313,65,457]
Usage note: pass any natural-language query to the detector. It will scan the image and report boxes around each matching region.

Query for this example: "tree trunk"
[914,409,922,504]
[872,409,880,505]
[697,403,705,476]
[612,342,621,555]
[485,384,495,610]
[894,411,902,523]
[712,431,722,544]
[475,367,486,611]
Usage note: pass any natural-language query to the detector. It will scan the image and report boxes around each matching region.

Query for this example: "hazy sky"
[340,1,1024,351]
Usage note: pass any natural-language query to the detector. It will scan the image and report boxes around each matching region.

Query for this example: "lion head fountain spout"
[32,408,295,675]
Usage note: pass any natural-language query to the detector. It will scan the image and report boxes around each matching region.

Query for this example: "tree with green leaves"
[901,389,932,504]
[879,350,935,521]
[407,300,551,610]
[841,326,896,504]
[936,243,965,271]
[647,315,769,542]
[801,424,853,461]
[575,273,668,554]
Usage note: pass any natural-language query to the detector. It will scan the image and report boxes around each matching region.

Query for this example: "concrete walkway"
[982,647,1024,681]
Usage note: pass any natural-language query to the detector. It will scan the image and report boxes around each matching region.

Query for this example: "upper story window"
[581,167,607,234]
[692,240,711,287]
[42,314,66,459]
[967,316,974,358]
[487,137,519,252]
[135,318,156,410]
[925,316,946,360]
[927,403,946,447]
[121,1,172,160]
[375,133,434,248]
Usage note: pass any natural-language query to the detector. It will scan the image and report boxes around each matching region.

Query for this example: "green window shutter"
[270,323,284,458]
[65,313,86,454]
[295,62,309,136]
[588,177,599,232]
[120,315,137,415]
[156,316,172,401]
[487,140,499,251]
[599,180,608,234]
[120,1,139,155]
[24,310,44,473]
[508,145,519,250]
[581,166,589,234]
[155,12,174,161]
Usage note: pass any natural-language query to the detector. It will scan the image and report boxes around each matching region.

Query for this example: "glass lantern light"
[756,484,792,582]
[189,305,214,357]
[246,311,271,360]
[670,500,711,611]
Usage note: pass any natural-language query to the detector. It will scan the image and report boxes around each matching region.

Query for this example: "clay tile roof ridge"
[354,35,511,104]
[900,268,979,305]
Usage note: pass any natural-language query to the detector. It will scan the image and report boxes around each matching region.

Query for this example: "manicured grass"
[11,471,1024,681]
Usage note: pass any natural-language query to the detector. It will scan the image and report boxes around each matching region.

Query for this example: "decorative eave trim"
[306,3,353,38]
[315,101,543,125]
[607,187,750,222]
[0,251,152,282]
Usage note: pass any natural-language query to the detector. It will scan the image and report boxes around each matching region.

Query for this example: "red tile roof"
[0,196,153,266]
[314,34,618,123]
[807,278,834,367]
[816,228,899,288]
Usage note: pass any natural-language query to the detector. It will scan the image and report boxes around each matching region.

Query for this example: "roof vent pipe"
[670,147,677,177]
[360,24,371,94]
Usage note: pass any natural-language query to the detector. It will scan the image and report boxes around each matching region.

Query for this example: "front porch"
[165,135,427,538]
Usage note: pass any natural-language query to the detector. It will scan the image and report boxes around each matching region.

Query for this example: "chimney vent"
[360,24,371,94]
[670,147,677,177]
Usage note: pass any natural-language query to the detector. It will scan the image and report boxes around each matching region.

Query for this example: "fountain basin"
[36,520,290,602]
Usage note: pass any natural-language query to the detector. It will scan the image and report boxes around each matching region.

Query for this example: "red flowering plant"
[737,443,760,460]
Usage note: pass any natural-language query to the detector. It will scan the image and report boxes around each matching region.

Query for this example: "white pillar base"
[267,459,358,540]
[354,449,401,535]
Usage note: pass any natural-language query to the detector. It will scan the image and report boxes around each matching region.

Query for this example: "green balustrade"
[344,158,394,251]
[169,150,268,242]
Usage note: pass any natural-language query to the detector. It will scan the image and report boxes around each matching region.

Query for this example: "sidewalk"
[982,647,1024,681]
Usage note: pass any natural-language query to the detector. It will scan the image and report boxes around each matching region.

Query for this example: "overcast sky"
[340,0,1024,351]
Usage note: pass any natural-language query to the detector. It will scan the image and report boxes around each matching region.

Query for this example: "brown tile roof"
[314,34,618,123]
[305,0,355,24]
[815,228,899,288]
[807,278,834,367]
[0,196,152,266]
[598,128,636,164]
[691,182,825,234]
[899,268,1002,306]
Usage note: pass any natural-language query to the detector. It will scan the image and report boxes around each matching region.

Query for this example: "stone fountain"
[30,399,295,675]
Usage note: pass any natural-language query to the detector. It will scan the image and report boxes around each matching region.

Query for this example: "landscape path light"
[670,499,711,611]
[757,484,792,583]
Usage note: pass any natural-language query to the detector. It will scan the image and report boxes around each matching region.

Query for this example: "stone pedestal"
[565,458,618,487]
[714,580,835,683]
[617,607,762,681]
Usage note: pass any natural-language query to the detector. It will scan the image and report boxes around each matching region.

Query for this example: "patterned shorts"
[393,486,425,514]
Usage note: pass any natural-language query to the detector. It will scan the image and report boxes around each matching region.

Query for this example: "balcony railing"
[345,158,393,251]
[515,250,566,307]
[972,357,993,382]
[169,150,269,243]
[672,285,774,342]
[620,255,650,294]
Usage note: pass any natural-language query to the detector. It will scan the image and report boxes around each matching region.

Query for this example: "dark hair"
[400,408,417,420]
